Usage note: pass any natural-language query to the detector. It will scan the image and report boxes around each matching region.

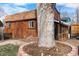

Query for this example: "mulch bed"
[23,42,72,56]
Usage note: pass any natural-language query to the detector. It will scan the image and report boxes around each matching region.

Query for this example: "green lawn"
[0,44,19,56]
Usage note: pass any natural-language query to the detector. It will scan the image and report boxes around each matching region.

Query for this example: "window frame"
[6,22,11,29]
[28,20,36,29]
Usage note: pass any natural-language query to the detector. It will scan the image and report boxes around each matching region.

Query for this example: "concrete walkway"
[0,39,79,47]
[0,39,26,46]
[66,39,79,47]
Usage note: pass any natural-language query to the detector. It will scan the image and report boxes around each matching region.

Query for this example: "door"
[54,22,58,40]
[14,22,23,39]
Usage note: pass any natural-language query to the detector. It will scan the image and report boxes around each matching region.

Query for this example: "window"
[28,20,36,28]
[6,22,11,28]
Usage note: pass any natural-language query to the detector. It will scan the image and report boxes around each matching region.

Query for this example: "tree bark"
[37,3,55,48]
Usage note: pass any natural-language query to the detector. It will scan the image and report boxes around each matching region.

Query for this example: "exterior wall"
[60,24,68,33]
[54,22,68,40]
[4,20,38,39]
[4,10,37,39]
[54,10,60,20]
[71,23,79,36]
[54,22,60,40]
[5,10,36,22]
[59,23,69,41]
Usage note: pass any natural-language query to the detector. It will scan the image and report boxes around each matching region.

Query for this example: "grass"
[0,44,19,56]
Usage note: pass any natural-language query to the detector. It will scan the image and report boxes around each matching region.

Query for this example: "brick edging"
[18,41,78,56]
[57,41,78,56]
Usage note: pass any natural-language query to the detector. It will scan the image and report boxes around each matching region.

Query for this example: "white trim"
[54,19,69,26]
[54,20,59,23]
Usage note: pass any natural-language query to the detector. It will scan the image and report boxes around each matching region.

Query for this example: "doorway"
[54,22,58,40]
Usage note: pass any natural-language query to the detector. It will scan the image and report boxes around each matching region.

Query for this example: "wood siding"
[71,23,79,36]
[54,11,60,20]
[5,10,36,22]
[4,9,67,40]
[4,20,38,39]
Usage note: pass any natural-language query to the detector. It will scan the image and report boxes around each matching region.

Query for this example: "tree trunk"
[0,27,4,40]
[37,3,55,48]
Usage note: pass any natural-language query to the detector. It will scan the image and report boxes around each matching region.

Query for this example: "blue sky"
[0,3,77,21]
[56,3,76,17]
[0,3,76,16]
[0,3,76,17]
[0,3,78,24]
[0,3,37,16]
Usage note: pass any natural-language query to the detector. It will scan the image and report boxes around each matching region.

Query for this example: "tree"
[0,20,4,40]
[37,3,55,48]
[0,7,7,40]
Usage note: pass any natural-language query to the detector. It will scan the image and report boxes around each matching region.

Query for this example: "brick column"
[37,3,55,48]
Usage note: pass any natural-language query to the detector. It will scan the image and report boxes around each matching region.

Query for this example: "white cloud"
[57,3,79,8]
[0,7,6,17]
[57,3,65,5]
[13,3,26,6]
[64,3,79,8]
[0,3,36,22]
[2,4,29,15]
